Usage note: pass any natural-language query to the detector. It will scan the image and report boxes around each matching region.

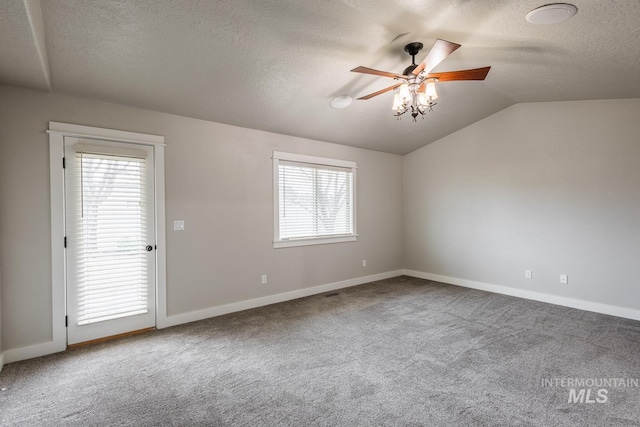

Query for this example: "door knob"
[145,245,153,252]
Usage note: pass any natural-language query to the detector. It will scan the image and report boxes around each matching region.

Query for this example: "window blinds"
[74,152,149,325]
[278,160,354,240]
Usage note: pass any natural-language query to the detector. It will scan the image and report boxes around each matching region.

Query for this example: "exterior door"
[64,137,156,344]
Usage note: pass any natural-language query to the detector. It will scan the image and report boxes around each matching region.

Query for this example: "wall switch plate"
[173,220,185,231]
[362,260,367,267]
[525,270,532,279]
[560,274,568,284]
[261,275,267,284]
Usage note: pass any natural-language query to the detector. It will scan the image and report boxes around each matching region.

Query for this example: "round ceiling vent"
[526,3,578,24]
[330,95,353,109]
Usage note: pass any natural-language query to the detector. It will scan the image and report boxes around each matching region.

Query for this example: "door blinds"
[73,152,149,325]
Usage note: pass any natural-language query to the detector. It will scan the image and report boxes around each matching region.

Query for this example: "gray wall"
[404,99,640,310]
[0,84,403,351]
[3,83,639,358]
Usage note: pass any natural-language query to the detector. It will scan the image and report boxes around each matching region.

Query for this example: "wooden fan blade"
[413,39,461,75]
[426,66,491,82]
[351,66,404,79]
[357,83,403,100]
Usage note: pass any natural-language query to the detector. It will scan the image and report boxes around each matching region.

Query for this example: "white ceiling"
[2,0,640,155]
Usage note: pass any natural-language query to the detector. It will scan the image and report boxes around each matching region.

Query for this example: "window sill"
[273,235,357,249]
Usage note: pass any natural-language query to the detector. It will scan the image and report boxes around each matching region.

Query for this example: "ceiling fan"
[351,39,491,121]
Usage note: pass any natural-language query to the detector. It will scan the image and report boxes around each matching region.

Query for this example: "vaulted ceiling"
[2,1,640,154]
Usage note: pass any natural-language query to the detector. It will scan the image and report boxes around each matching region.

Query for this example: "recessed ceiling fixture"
[351,40,491,122]
[526,3,578,25]
[329,95,353,109]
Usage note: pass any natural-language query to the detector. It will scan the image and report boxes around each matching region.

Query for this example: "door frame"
[48,121,167,350]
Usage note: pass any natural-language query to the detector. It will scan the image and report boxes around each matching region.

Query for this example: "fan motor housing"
[404,42,424,56]
[403,64,417,75]
[403,42,424,75]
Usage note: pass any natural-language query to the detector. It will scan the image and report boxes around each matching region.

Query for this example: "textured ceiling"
[2,0,640,154]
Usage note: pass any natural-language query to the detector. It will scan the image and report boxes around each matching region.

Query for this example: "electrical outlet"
[525,270,532,279]
[173,220,185,231]
[362,260,367,267]
[560,274,568,284]
[261,274,267,284]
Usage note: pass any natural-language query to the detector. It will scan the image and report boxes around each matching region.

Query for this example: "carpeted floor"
[1,276,639,426]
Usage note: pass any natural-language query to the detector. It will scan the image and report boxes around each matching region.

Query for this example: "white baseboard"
[159,270,404,329]
[403,269,640,322]
[2,340,66,365]
[2,270,402,364]
[5,269,636,365]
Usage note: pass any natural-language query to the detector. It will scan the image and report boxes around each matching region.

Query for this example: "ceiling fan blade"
[357,83,403,100]
[412,39,461,76]
[427,66,491,81]
[351,66,404,79]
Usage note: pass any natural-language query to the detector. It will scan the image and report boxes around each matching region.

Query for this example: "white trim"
[272,151,357,169]
[154,146,168,328]
[0,352,4,372]
[49,131,68,356]
[403,270,640,322]
[159,270,403,328]
[272,156,280,246]
[48,122,165,146]
[274,235,357,249]
[352,166,358,237]
[48,122,166,354]
[3,340,64,364]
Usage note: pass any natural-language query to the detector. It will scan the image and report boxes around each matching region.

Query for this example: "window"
[273,151,357,248]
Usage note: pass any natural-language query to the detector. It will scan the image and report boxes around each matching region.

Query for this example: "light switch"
[173,220,185,231]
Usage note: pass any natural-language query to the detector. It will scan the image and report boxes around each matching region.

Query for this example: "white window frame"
[273,151,357,248]
[48,122,167,352]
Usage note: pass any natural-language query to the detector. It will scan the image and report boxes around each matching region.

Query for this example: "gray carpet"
[1,276,639,426]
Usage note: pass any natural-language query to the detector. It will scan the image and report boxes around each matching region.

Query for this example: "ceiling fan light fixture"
[526,3,578,25]
[350,39,491,121]
[425,79,438,101]
[399,83,411,100]
[392,93,404,111]
[329,95,353,109]
[416,92,429,107]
